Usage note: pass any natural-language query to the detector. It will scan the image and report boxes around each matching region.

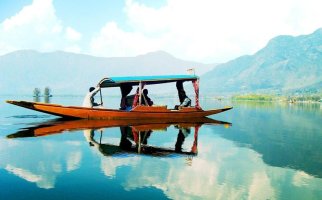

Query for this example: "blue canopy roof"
[99,75,199,88]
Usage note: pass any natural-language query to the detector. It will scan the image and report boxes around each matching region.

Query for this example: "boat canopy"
[97,74,200,110]
[98,75,199,88]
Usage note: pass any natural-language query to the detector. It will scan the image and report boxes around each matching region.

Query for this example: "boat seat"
[152,105,167,109]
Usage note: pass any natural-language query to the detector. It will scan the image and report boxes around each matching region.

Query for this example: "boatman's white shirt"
[82,87,100,107]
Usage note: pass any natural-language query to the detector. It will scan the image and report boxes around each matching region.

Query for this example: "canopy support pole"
[192,79,200,109]
[139,81,142,105]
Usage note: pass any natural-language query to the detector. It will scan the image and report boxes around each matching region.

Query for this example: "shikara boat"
[6,75,232,119]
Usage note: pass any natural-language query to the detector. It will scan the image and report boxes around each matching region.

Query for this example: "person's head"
[89,87,95,92]
[143,89,148,96]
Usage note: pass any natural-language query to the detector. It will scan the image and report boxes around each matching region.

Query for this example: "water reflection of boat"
[7,118,231,157]
[89,124,199,157]
[7,118,231,138]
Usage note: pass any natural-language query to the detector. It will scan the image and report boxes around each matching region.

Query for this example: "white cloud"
[2,0,55,31]
[1,0,322,62]
[90,22,160,57]
[65,27,82,41]
[90,0,322,62]
[0,0,81,55]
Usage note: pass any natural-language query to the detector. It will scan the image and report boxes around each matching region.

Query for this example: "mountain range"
[0,50,215,95]
[201,28,322,94]
[0,28,321,96]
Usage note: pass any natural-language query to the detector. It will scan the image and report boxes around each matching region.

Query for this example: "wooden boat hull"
[6,100,233,119]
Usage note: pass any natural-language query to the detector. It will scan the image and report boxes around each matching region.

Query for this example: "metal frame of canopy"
[98,74,199,88]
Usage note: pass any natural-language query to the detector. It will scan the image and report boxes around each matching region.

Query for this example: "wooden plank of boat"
[6,100,233,119]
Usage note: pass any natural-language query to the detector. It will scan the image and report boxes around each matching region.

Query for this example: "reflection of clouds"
[5,164,55,189]
[97,134,322,200]
[0,139,18,152]
[6,164,42,182]
[293,171,312,186]
[249,172,275,200]
[83,129,93,143]
[167,158,220,199]
[52,163,62,173]
[292,171,322,190]
[1,138,84,189]
[100,157,140,178]
[2,126,322,198]
[66,151,82,172]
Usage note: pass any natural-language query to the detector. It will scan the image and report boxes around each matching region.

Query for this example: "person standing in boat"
[82,86,101,107]
[179,90,191,107]
[175,81,191,109]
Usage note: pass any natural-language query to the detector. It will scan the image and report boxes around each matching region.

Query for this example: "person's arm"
[146,96,153,106]
[92,102,100,106]
[91,86,102,106]
[91,86,100,96]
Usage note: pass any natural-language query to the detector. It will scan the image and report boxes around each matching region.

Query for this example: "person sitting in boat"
[123,94,135,111]
[141,89,153,106]
[82,86,101,108]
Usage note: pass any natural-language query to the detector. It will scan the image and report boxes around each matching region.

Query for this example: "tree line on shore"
[231,93,321,102]
[33,87,52,97]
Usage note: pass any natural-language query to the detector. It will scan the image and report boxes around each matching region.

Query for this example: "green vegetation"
[232,94,276,101]
[44,87,52,97]
[232,93,321,102]
[291,95,321,102]
[33,87,53,97]
[33,88,41,97]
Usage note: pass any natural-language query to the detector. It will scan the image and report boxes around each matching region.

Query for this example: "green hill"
[202,28,322,94]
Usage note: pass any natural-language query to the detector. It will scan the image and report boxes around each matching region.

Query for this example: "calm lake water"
[0,96,321,200]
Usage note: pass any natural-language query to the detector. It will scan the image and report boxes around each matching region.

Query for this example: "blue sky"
[0,0,321,63]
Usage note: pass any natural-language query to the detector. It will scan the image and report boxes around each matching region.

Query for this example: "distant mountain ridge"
[0,50,215,95]
[202,28,322,94]
[1,29,321,96]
